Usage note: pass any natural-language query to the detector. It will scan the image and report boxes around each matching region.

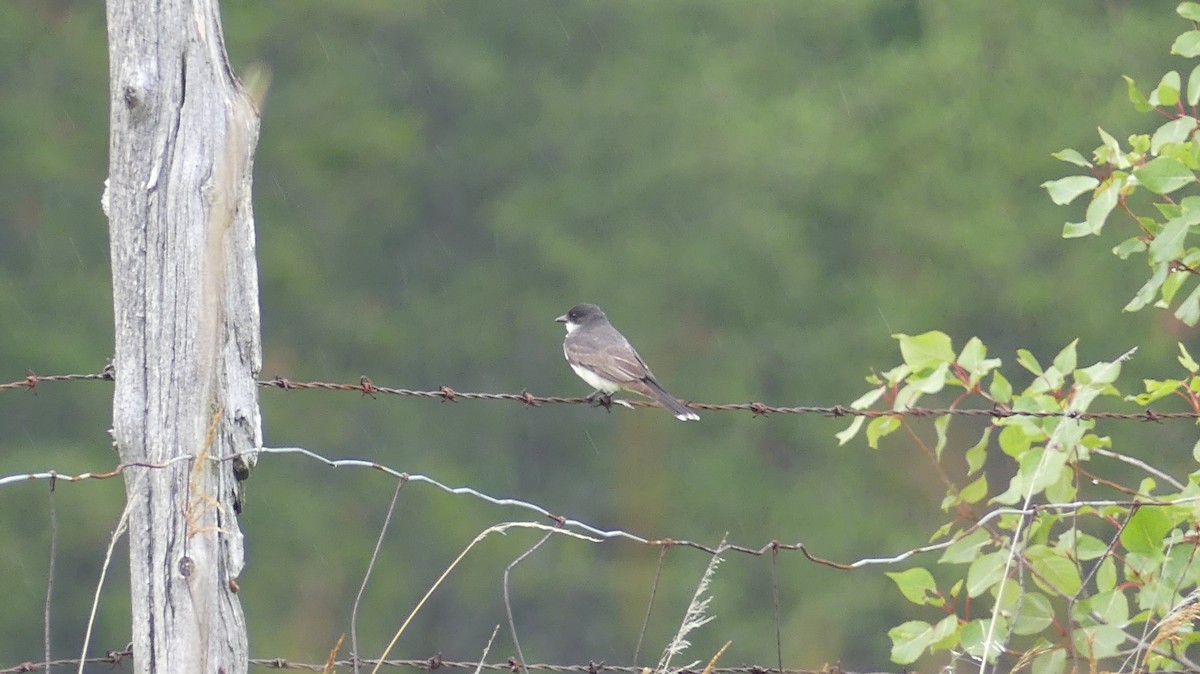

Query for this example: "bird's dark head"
[555,303,607,332]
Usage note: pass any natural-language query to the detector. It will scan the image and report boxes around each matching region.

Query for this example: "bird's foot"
[586,390,615,413]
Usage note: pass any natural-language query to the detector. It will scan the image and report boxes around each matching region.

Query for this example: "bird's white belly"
[570,363,620,393]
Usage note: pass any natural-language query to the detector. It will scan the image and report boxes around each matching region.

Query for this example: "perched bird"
[555,303,699,421]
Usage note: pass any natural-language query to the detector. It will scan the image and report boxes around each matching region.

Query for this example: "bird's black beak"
[555,313,568,323]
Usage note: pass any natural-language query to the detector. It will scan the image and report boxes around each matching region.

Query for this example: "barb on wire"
[5,370,1198,422]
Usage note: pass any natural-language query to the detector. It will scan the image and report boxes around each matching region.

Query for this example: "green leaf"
[835,415,866,446]
[1181,2,1200,21]
[1151,71,1182,107]
[1027,545,1083,596]
[887,567,939,605]
[1052,339,1078,374]
[1135,157,1194,194]
[1120,506,1172,556]
[1011,591,1055,635]
[1130,377,1183,405]
[966,427,992,474]
[1181,343,1199,372]
[1032,649,1067,674]
[1083,179,1121,234]
[1125,262,1170,312]
[1112,236,1148,259]
[850,385,885,409]
[960,474,988,504]
[904,362,950,396]
[1066,532,1112,561]
[1096,556,1117,592]
[959,617,1007,663]
[1097,127,1122,165]
[1124,76,1154,112]
[1176,282,1200,325]
[1173,30,1200,58]
[895,331,955,370]
[989,371,1012,403]
[888,620,935,664]
[1151,116,1197,154]
[1148,215,1190,264]
[1075,355,1128,386]
[1062,221,1094,238]
[1017,349,1043,375]
[1072,624,1126,660]
[957,336,1001,384]
[865,415,901,449]
[998,424,1032,458]
[926,614,961,653]
[1042,175,1098,205]
[1045,462,1077,504]
[940,527,992,565]
[966,550,1007,597]
[1051,148,1091,168]
[1088,589,1130,626]
[1189,64,1200,106]
[933,414,950,459]
[993,447,1070,505]
[1161,267,1188,305]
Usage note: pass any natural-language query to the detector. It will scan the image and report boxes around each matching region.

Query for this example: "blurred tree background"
[0,0,1193,670]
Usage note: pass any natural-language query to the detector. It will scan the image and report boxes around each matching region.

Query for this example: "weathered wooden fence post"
[104,0,262,670]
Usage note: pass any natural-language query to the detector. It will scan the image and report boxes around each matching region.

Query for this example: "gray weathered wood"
[103,0,261,671]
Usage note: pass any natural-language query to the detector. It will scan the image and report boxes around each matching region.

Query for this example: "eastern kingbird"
[555,303,699,421]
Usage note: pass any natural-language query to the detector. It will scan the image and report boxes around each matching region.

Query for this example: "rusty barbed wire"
[244,657,868,674]
[0,369,113,392]
[0,650,890,674]
[5,369,1199,422]
[0,646,132,673]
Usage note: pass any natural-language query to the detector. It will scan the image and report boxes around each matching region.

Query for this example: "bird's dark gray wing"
[565,323,654,384]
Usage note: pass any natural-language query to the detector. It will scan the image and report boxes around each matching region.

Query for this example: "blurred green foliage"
[0,0,1194,670]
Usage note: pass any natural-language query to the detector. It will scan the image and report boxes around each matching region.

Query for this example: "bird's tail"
[640,378,699,421]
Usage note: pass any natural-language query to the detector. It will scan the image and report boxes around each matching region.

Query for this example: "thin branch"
[77,474,137,674]
[503,529,557,674]
[634,543,670,666]
[353,476,408,674]
[1092,447,1185,490]
[370,523,598,674]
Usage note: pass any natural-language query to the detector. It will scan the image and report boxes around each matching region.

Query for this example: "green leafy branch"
[839,330,1200,672]
[1043,2,1200,325]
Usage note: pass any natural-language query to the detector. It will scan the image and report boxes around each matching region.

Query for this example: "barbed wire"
[3,445,1196,571]
[0,648,898,674]
[0,370,113,392]
[4,371,1197,674]
[4,369,1199,422]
